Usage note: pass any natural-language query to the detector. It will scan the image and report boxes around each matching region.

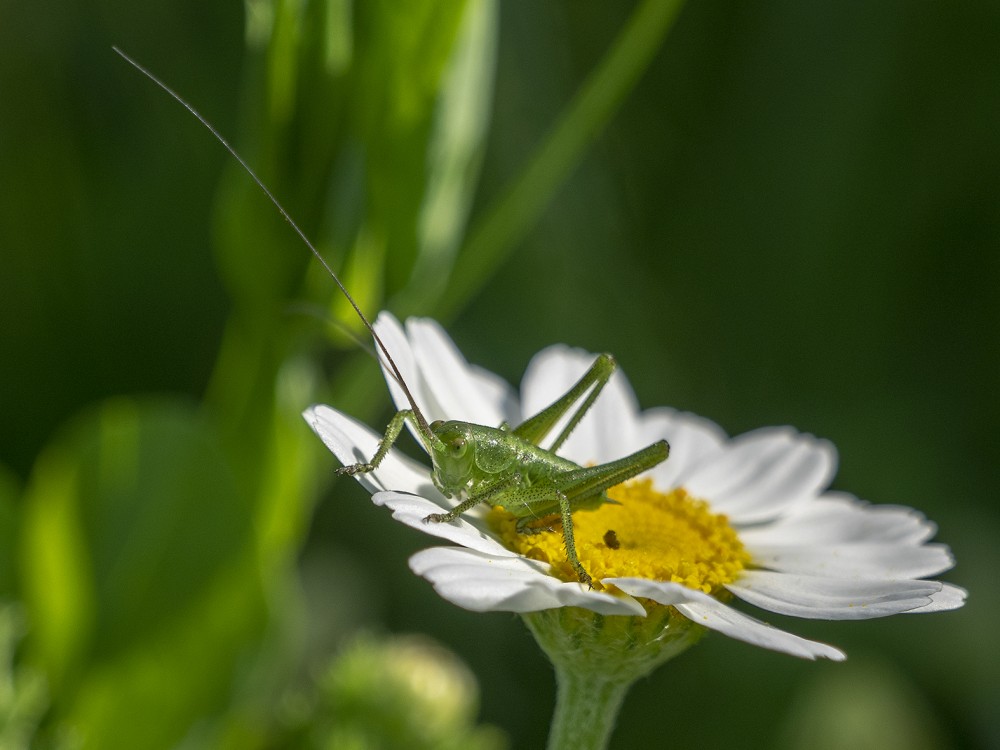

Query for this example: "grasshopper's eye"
[448,437,467,457]
[430,420,445,431]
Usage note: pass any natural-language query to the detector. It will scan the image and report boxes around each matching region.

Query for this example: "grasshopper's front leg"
[422,475,592,587]
[423,473,524,523]
[337,409,416,476]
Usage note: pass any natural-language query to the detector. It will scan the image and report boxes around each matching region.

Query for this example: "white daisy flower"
[304,313,966,662]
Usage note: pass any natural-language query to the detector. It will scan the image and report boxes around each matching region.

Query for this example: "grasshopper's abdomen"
[429,420,666,527]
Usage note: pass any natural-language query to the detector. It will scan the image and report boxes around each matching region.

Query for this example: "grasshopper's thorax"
[428,420,571,500]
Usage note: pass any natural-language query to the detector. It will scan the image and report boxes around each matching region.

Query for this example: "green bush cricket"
[115,47,670,587]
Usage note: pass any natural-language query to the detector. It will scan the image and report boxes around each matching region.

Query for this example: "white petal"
[727,570,943,620]
[739,492,938,546]
[468,363,521,424]
[747,542,955,579]
[684,428,836,523]
[675,598,846,661]
[303,405,432,496]
[903,582,968,613]
[683,426,798,498]
[563,362,642,465]
[406,317,517,426]
[520,345,592,424]
[519,346,603,461]
[519,345,649,464]
[372,490,514,557]
[638,407,728,490]
[409,546,645,615]
[373,312,432,419]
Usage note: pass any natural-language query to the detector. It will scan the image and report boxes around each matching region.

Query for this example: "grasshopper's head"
[428,420,476,498]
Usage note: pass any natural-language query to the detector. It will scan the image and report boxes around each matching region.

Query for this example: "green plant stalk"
[438,0,687,320]
[547,666,631,750]
[523,607,704,750]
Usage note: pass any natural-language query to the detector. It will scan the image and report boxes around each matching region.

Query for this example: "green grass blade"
[442,0,687,319]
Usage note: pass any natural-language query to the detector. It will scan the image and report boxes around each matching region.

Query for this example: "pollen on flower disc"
[490,479,750,594]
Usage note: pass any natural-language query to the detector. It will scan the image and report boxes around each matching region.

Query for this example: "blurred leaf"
[354,0,471,291]
[19,397,266,748]
[214,0,497,344]
[264,0,305,129]
[393,0,498,315]
[777,655,949,750]
[212,147,310,317]
[64,558,265,750]
[328,223,387,343]
[214,0,354,314]
[254,356,323,565]
[272,634,507,750]
[0,605,51,750]
[18,441,95,693]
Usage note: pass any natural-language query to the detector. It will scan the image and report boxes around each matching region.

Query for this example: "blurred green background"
[1,0,997,748]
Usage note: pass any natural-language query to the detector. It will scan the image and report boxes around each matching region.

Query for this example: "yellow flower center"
[489,478,750,594]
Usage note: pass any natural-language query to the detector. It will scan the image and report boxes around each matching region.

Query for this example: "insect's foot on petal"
[423,512,453,524]
[336,463,372,476]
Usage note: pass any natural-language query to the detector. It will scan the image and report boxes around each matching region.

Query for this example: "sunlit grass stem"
[436,0,687,321]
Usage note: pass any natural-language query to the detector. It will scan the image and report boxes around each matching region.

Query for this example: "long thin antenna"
[113,46,434,440]
[285,301,390,372]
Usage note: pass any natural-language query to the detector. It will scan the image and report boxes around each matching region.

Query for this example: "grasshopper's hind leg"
[511,440,670,586]
[512,353,617,452]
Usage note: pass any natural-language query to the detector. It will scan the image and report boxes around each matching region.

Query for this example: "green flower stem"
[523,606,704,750]
[548,665,631,750]
[438,0,688,320]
